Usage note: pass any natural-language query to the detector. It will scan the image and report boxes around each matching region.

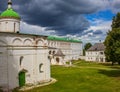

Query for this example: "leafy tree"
[104,12,120,65]
[84,43,92,51]
[83,43,92,56]
[111,13,120,29]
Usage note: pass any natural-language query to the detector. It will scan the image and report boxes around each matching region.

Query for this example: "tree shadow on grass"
[98,69,120,77]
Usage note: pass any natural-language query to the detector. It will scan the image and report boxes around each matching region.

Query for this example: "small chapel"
[0,0,51,90]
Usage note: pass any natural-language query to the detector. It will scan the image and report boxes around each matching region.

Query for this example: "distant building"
[47,36,83,65]
[85,43,106,62]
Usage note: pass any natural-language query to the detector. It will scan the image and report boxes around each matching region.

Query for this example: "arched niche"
[12,38,22,45]
[37,39,44,46]
[23,39,32,46]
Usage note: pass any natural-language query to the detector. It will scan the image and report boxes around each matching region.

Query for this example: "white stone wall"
[0,47,8,88]
[0,19,20,33]
[85,51,105,62]
[71,42,83,60]
[0,33,51,89]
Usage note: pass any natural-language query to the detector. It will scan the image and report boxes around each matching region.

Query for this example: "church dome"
[0,8,20,19]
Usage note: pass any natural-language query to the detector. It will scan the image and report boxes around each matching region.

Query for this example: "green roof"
[0,8,20,19]
[47,36,82,43]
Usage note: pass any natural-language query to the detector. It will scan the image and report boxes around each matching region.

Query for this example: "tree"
[111,13,120,29]
[104,12,120,65]
[84,43,92,51]
[83,43,92,56]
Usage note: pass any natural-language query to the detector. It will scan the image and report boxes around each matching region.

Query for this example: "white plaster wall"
[0,19,20,33]
[0,33,51,90]
[36,49,50,83]
[85,51,105,62]
[70,42,83,60]
[0,47,8,88]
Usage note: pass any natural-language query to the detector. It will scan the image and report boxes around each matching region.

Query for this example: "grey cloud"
[82,30,103,37]
[111,0,120,13]
[0,0,109,36]
[93,30,103,35]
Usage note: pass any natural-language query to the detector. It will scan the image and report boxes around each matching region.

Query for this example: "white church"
[0,0,83,91]
[0,0,51,90]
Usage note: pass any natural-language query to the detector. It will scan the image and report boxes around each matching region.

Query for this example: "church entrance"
[19,71,26,87]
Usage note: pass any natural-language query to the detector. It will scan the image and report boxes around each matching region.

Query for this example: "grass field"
[15,61,120,92]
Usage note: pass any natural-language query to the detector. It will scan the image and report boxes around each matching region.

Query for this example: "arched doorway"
[56,57,59,64]
[19,70,26,87]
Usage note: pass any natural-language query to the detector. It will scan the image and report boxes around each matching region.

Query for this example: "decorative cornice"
[0,16,21,20]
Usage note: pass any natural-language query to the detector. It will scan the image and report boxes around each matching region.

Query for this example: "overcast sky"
[0,0,120,44]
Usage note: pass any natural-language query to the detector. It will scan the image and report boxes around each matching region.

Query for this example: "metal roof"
[47,36,82,43]
[54,49,65,57]
[87,43,105,51]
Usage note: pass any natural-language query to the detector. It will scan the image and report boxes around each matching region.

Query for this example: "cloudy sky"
[0,0,120,44]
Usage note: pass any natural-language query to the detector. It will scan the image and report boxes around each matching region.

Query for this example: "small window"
[53,51,55,54]
[14,23,16,32]
[39,63,43,73]
[20,56,24,66]
[100,52,104,55]
[49,51,51,54]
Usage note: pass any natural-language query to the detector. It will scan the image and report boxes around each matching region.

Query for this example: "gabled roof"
[87,43,105,51]
[54,49,65,57]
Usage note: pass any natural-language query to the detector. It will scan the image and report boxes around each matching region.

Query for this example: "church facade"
[0,0,83,90]
[0,0,50,90]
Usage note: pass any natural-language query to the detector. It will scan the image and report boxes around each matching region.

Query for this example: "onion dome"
[0,0,21,19]
[0,8,20,19]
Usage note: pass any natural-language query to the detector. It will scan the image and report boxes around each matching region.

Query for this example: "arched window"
[39,63,43,73]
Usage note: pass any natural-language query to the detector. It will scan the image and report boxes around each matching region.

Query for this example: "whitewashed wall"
[0,19,20,33]
[0,33,51,90]
[85,51,105,62]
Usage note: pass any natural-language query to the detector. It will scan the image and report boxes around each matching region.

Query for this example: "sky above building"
[0,0,120,44]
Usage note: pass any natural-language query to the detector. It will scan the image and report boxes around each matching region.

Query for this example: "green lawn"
[15,61,120,92]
